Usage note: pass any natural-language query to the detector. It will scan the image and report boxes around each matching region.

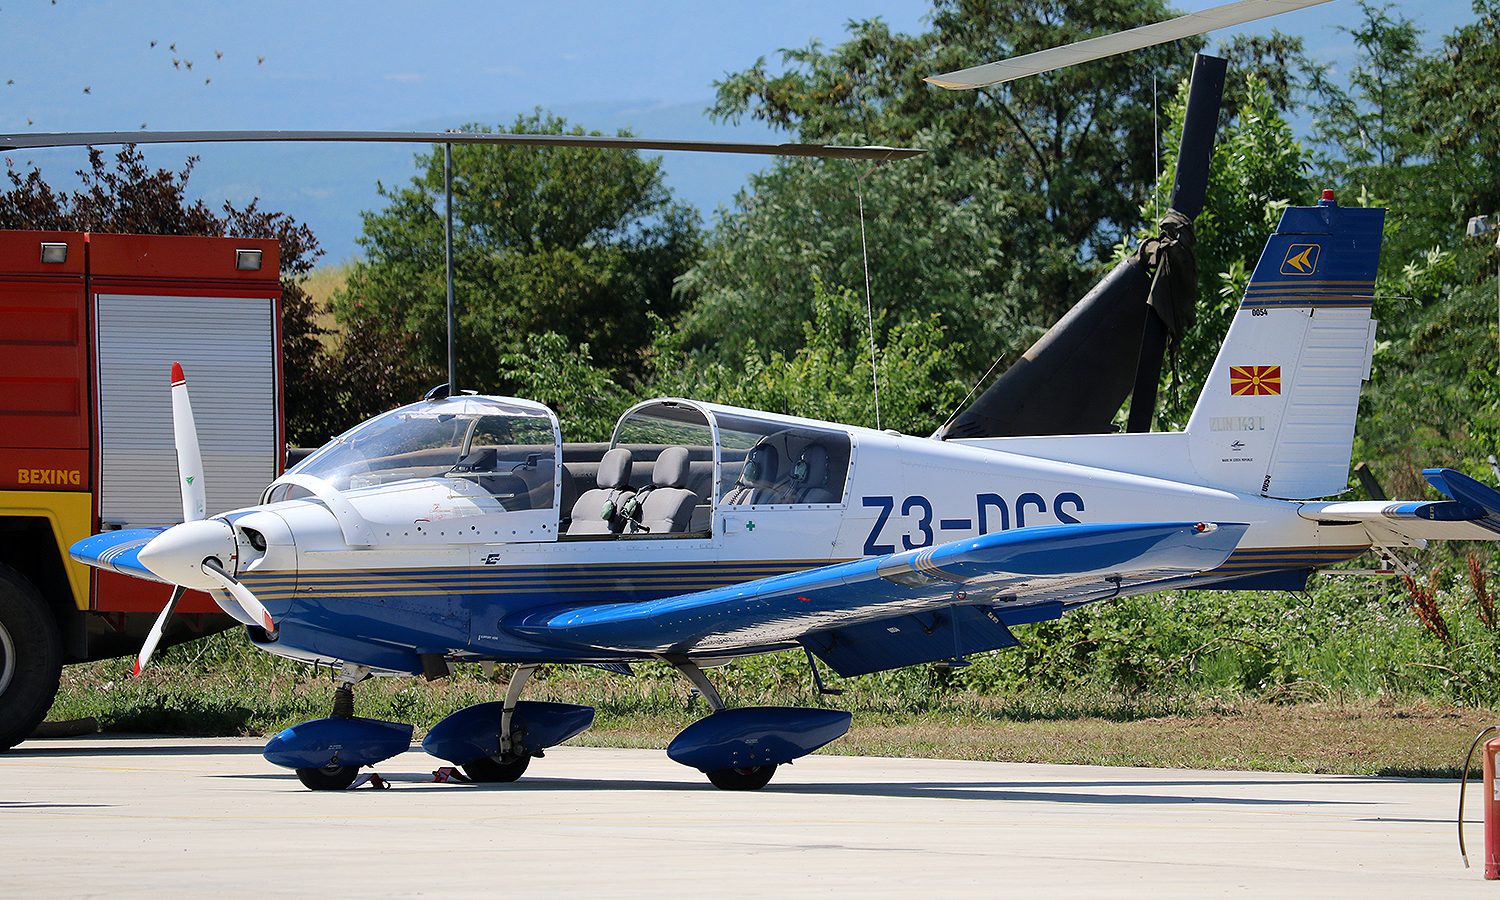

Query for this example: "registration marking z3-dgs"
[861,491,1085,554]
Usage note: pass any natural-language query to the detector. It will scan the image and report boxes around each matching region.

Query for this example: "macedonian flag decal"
[1230,365,1281,396]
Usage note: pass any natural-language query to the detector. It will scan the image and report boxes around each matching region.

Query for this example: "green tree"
[655,277,968,435]
[496,333,630,443]
[687,1,1200,376]
[1311,1,1423,173]
[712,1,1196,250]
[674,146,1056,376]
[1406,0,1500,249]
[334,112,702,397]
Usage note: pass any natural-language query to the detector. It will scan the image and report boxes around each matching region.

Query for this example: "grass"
[298,261,354,344]
[43,629,1499,778]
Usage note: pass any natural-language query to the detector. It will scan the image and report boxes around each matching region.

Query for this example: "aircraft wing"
[504,521,1245,674]
[1299,468,1500,546]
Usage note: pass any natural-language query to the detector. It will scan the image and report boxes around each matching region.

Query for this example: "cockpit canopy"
[612,400,852,509]
[268,396,560,511]
[263,395,853,546]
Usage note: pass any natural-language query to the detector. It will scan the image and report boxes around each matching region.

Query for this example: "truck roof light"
[40,242,67,264]
[235,249,263,271]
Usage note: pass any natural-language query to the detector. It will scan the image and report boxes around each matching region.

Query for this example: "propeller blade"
[131,585,187,677]
[201,558,276,636]
[171,362,207,523]
[925,0,1329,90]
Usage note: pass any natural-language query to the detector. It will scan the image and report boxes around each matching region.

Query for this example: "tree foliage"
[687,0,1199,378]
[333,112,702,399]
[656,277,968,436]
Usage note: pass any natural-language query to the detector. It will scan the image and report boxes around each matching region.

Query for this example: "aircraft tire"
[0,564,64,753]
[706,764,777,791]
[463,753,531,783]
[296,764,360,791]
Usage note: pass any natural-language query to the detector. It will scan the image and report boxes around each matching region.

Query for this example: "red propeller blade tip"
[130,660,142,677]
[170,361,185,385]
[262,612,276,634]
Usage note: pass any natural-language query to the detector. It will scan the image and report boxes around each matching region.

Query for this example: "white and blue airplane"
[68,191,1500,790]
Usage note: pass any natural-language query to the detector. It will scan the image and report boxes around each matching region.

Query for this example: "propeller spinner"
[130,362,275,676]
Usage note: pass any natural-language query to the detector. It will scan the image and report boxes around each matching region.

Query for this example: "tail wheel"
[463,754,531,783]
[706,764,777,791]
[296,763,360,791]
[0,564,63,753]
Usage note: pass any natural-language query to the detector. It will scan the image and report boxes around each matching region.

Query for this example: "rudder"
[1185,193,1384,499]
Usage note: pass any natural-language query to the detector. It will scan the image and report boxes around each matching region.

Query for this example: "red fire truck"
[0,230,283,749]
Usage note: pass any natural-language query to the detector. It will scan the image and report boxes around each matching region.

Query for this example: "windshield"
[281,397,558,509]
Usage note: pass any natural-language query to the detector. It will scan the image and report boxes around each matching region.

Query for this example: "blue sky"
[0,1,1475,261]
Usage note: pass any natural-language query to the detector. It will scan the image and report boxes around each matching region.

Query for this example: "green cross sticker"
[185,476,195,485]
[745,520,756,532]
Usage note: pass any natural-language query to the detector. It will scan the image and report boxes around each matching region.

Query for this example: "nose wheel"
[296,762,360,791]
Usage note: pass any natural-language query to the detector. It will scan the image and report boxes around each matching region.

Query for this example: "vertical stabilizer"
[1185,194,1384,499]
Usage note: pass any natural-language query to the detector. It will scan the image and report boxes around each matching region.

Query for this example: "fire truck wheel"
[0,564,64,752]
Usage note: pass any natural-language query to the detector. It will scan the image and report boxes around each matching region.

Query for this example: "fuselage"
[200,396,1365,674]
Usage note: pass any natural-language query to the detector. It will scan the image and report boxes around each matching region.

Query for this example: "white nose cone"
[137,519,238,589]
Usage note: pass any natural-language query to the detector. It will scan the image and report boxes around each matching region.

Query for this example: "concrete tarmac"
[0,736,1487,897]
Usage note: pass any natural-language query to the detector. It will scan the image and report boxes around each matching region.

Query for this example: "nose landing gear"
[263,664,414,791]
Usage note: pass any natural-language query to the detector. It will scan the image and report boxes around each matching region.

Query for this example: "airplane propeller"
[131,362,275,677]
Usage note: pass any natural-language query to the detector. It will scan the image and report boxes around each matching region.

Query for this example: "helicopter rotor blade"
[1124,53,1228,433]
[925,0,1329,90]
[0,130,923,162]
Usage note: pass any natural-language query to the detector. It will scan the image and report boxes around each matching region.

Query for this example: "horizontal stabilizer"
[1298,469,1500,544]
[1425,468,1500,519]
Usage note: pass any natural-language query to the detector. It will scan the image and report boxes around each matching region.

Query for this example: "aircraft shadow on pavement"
[211,772,1369,806]
[8,741,264,758]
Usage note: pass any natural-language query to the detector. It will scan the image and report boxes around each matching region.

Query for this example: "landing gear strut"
[462,664,536,783]
[667,657,777,791]
[294,664,370,790]
[420,664,594,782]
[664,656,853,791]
[263,663,412,791]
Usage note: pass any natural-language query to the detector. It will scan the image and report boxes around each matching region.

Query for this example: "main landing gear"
[260,657,851,793]
[664,658,853,791]
[422,664,594,784]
